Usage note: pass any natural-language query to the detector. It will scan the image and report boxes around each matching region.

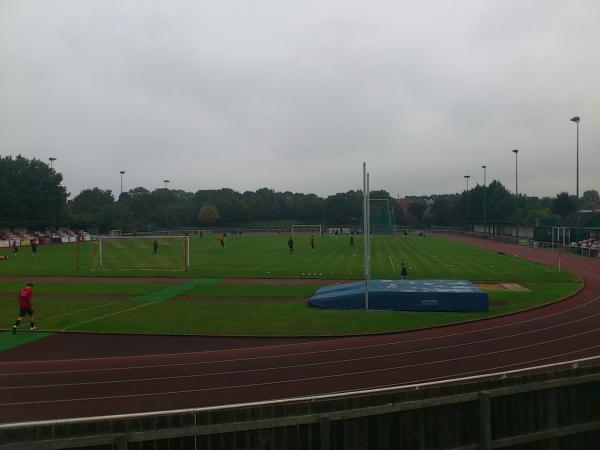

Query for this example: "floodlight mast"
[367,171,371,277]
[120,171,126,195]
[512,149,519,239]
[570,116,580,244]
[363,162,369,310]
[482,166,487,234]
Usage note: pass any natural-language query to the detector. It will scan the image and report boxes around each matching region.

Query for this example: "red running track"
[1,236,599,424]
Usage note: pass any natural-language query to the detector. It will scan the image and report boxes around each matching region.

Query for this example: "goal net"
[291,224,322,234]
[370,198,394,234]
[97,235,190,271]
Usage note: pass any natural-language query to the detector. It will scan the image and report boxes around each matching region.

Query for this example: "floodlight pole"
[363,162,369,310]
[164,179,170,190]
[512,149,519,239]
[367,171,371,279]
[571,116,580,244]
[464,175,470,230]
[49,157,57,169]
[120,171,126,196]
[482,165,487,234]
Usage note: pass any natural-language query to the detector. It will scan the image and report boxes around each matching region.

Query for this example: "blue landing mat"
[308,279,488,312]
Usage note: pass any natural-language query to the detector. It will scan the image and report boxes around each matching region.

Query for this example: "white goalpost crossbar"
[291,224,322,234]
[98,235,190,271]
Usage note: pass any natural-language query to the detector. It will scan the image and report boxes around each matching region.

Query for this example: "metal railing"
[431,229,600,259]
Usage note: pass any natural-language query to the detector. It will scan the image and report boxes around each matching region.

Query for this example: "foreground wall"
[1,364,600,450]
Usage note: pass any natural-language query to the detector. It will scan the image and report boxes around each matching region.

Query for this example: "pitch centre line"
[388,255,395,273]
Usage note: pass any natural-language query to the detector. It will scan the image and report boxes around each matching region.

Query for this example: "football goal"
[291,224,322,234]
[97,235,190,271]
[370,198,394,234]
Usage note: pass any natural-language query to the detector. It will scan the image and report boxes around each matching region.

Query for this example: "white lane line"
[343,342,600,393]
[1,290,596,368]
[388,256,395,273]
[61,300,164,331]
[6,303,600,377]
[2,332,600,406]
[3,318,600,388]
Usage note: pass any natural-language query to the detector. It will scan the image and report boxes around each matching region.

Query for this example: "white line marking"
[2,308,599,385]
[339,342,600,393]
[4,324,600,391]
[43,301,125,323]
[61,300,164,331]
[388,256,395,273]
[1,334,600,407]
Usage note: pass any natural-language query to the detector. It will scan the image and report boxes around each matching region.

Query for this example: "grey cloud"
[0,0,598,198]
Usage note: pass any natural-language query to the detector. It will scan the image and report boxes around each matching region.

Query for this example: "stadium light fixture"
[512,149,519,239]
[164,179,170,189]
[570,116,581,244]
[49,157,57,169]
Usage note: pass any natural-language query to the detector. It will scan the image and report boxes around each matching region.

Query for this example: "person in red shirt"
[12,283,36,333]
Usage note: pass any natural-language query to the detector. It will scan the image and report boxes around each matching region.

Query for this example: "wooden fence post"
[480,391,491,450]
[115,434,128,450]
[319,416,330,450]
[547,388,558,450]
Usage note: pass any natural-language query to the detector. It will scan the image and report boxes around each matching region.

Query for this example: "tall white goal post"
[291,225,322,234]
[98,235,190,272]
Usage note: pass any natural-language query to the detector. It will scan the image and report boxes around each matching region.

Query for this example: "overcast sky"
[1,0,598,199]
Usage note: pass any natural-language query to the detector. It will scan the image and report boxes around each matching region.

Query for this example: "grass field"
[0,234,581,336]
[0,279,581,335]
[0,233,578,281]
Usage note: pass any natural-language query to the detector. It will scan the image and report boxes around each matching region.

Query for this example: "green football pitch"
[0,234,581,336]
[0,233,578,281]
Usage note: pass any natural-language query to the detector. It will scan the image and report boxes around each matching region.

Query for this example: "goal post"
[97,235,190,271]
[291,224,322,234]
[369,198,393,234]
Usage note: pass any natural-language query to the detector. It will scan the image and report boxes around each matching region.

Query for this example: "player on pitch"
[12,282,36,333]
[153,239,159,255]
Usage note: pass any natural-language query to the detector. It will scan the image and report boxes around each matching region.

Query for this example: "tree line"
[1,155,598,233]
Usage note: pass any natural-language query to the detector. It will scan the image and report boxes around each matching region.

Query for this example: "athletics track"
[0,235,599,424]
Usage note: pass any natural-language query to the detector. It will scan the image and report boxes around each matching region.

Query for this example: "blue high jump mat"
[308,280,488,312]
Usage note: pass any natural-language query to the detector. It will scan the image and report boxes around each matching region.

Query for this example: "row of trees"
[0,155,68,228]
[415,182,599,228]
[1,155,598,232]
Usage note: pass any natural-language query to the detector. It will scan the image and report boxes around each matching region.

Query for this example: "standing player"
[310,234,315,250]
[219,234,225,248]
[350,235,355,247]
[12,282,36,333]
[153,240,159,255]
[12,241,18,256]
[288,236,294,253]
[31,239,38,258]
[401,262,408,279]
